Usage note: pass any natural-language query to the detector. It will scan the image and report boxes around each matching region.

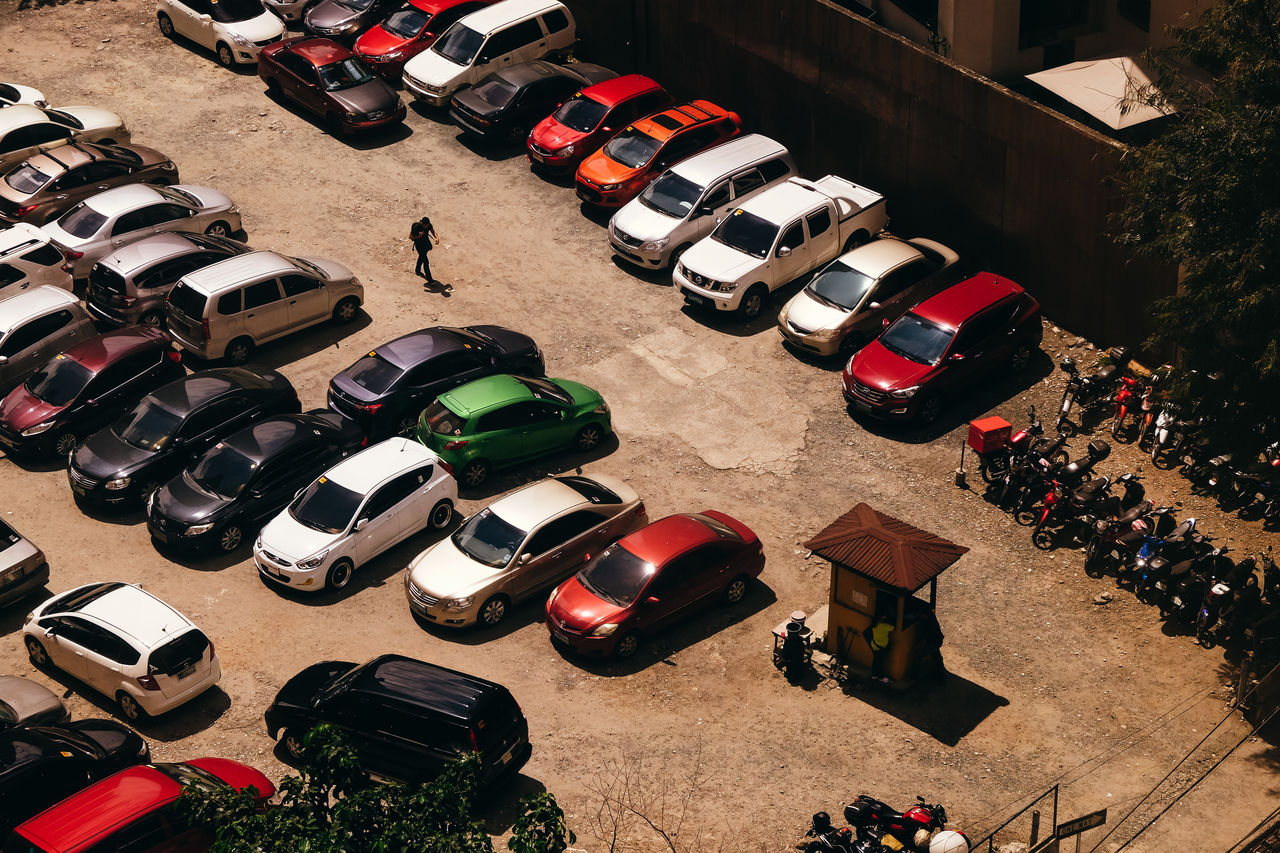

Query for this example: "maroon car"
[0,326,184,457]
[258,37,406,135]
[527,74,673,175]
[545,511,764,659]
[842,272,1043,424]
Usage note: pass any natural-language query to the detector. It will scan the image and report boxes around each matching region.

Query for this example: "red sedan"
[258,37,406,135]
[545,511,764,659]
[353,0,492,81]
[527,74,673,175]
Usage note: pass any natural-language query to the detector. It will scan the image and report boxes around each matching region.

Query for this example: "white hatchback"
[22,581,222,722]
[157,0,285,68]
[255,437,458,593]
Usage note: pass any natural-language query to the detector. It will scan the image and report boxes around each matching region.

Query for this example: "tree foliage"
[178,725,572,853]
[1112,0,1280,393]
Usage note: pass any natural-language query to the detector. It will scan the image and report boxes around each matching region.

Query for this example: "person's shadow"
[421,279,453,297]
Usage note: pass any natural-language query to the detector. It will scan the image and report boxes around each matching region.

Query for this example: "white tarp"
[1026,56,1175,130]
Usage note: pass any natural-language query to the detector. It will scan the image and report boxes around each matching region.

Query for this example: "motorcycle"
[1110,374,1142,439]
[844,795,949,850]
[1223,441,1280,513]
[1032,474,1115,550]
[1055,347,1131,435]
[1135,364,1176,450]
[802,812,857,853]
[1129,516,1196,590]
[974,406,1068,485]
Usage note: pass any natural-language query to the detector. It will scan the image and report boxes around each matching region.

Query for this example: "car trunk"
[147,629,212,699]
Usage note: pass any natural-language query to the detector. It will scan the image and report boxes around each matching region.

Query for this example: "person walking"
[410,216,441,286]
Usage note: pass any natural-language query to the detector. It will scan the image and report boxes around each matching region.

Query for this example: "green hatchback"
[414,374,612,488]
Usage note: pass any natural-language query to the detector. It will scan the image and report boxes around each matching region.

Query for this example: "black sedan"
[0,719,149,835]
[147,410,365,554]
[327,325,543,439]
[67,368,300,508]
[450,61,617,147]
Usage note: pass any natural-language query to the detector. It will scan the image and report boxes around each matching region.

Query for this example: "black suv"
[265,654,531,786]
[450,61,616,147]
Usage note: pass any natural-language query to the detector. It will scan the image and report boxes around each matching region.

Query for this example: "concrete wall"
[567,0,1176,349]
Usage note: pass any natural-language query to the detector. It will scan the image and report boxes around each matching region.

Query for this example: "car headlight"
[255,534,263,550]
[228,204,240,214]
[591,623,619,637]
[444,596,474,611]
[146,490,157,514]
[184,523,214,537]
[20,421,55,436]
[377,49,405,60]
[230,32,251,46]
[808,327,842,341]
[640,237,669,252]
[593,402,610,415]
[558,142,576,157]
[106,477,131,490]
[602,184,619,191]
[296,549,330,570]
[426,83,446,94]
[889,385,920,399]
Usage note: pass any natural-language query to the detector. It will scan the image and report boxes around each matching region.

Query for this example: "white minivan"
[609,134,797,271]
[401,0,575,106]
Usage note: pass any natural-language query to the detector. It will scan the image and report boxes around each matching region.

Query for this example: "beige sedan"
[404,473,646,629]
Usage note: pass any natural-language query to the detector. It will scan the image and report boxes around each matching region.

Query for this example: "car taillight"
[438,459,454,476]
[634,502,646,516]
[166,350,182,363]
[14,203,37,217]
[201,319,211,341]
[468,727,479,751]
[137,675,161,691]
[207,639,215,658]
[443,440,468,450]
[63,249,83,261]
[357,402,383,414]
[360,435,369,447]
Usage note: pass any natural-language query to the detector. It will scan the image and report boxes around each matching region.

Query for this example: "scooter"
[1110,375,1142,439]
[1056,347,1131,435]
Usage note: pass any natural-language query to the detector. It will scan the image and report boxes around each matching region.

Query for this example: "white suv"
[255,437,458,593]
[22,581,222,722]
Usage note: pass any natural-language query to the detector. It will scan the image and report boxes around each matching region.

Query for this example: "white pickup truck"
[672,175,889,320]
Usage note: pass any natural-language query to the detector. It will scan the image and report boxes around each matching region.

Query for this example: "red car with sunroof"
[544,511,764,659]
[527,74,673,175]
[353,0,492,81]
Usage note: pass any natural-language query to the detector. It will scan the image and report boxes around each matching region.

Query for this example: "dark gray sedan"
[0,675,67,730]
[0,518,48,608]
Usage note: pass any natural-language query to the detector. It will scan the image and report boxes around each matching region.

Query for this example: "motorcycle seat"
[1075,479,1110,501]
[1118,530,1146,547]
[1169,520,1195,539]
[1117,502,1152,524]
[1096,364,1119,382]
[1170,560,1195,579]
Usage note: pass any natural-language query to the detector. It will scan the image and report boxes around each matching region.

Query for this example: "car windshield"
[32,727,99,758]
[471,76,518,109]
[345,352,403,394]
[553,93,608,132]
[189,444,256,500]
[602,128,661,169]
[111,398,182,452]
[806,260,877,311]
[711,209,776,259]
[289,475,362,534]
[515,375,572,405]
[450,507,526,568]
[423,400,464,436]
[318,59,375,91]
[157,185,199,208]
[878,313,954,366]
[338,0,378,10]
[383,7,431,38]
[23,355,93,407]
[209,0,264,22]
[433,23,483,65]
[639,171,702,218]
[5,162,52,193]
[289,256,328,279]
[577,543,654,607]
[56,201,108,239]
[150,762,226,792]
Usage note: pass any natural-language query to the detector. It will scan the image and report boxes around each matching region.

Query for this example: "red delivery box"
[968,416,1012,453]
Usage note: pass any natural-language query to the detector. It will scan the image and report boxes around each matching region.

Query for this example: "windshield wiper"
[807,289,847,311]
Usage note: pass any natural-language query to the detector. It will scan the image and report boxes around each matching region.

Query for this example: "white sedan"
[255,437,458,593]
[157,0,285,68]
[0,82,47,109]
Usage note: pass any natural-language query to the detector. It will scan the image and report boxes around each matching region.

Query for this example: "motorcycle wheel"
[1032,519,1054,550]
[1084,539,1106,577]
[980,461,1003,484]
[1014,502,1040,526]
[1198,631,1217,650]
[1111,415,1124,439]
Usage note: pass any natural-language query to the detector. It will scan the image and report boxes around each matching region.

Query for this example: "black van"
[264,654,531,786]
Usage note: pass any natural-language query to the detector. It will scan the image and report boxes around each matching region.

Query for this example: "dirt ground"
[2,2,1279,850]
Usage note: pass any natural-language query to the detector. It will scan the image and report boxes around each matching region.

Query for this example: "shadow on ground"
[840,668,1009,747]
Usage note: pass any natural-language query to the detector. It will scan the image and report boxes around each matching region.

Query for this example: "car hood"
[225,11,283,41]
[297,255,354,283]
[680,238,762,283]
[404,45,467,80]
[171,184,233,213]
[57,106,123,135]
[846,340,935,392]
[0,387,64,432]
[547,576,623,632]
[306,1,360,29]
[273,660,358,709]
[0,677,65,725]
[612,197,681,241]
[451,86,500,118]
[407,537,504,599]
[327,81,399,116]
[73,428,155,478]
[153,472,228,525]
[576,152,640,188]
[553,378,601,409]
[355,26,407,56]
[781,289,853,332]
[530,118,585,153]
[66,719,147,762]
[259,510,341,563]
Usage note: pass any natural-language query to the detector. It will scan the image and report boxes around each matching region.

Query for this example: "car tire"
[157,12,175,37]
[843,230,871,253]
[139,309,165,328]
[614,632,640,659]
[573,423,604,453]
[1010,342,1033,372]
[396,413,418,437]
[24,637,49,668]
[917,396,943,425]
[332,296,359,324]
[478,594,509,628]
[839,332,869,358]
[266,78,282,98]
[219,525,243,553]
[428,499,453,530]
[325,113,344,137]
[505,123,529,148]
[668,243,692,270]
[225,336,255,365]
[53,431,78,457]
[282,728,306,760]
[738,284,768,321]
[723,574,749,605]
[216,42,235,68]
[204,220,231,238]
[116,692,147,722]
[459,459,490,489]
[326,558,354,590]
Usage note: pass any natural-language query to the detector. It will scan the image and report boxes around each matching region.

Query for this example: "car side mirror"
[355,518,368,531]
[646,595,660,606]
[777,247,792,258]
[950,352,966,362]
[866,301,881,311]
[0,356,8,365]
[696,205,715,217]
[601,125,612,133]
[45,625,58,637]
[199,13,212,21]
[519,553,531,565]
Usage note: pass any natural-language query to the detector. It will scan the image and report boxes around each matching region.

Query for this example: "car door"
[279,272,328,327]
[516,399,567,458]
[632,554,693,634]
[409,348,491,411]
[276,53,324,115]
[241,277,291,341]
[359,703,442,783]
[471,403,529,464]
[74,352,156,434]
[691,178,732,241]
[804,205,837,266]
[251,441,335,524]
[36,616,91,680]
[771,219,809,287]
[0,309,73,392]
[182,0,218,48]
[510,509,603,600]
[173,397,256,463]
[109,205,165,249]
[942,303,1012,393]
[70,621,139,698]
[853,261,925,337]
[352,473,416,564]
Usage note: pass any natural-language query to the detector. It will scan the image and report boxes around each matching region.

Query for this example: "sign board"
[1056,809,1107,838]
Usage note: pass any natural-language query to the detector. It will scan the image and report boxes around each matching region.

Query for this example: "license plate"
[0,434,12,447]
[683,291,705,306]
[152,530,168,543]
[176,663,195,680]
[529,149,544,163]
[854,399,872,412]
[575,189,591,202]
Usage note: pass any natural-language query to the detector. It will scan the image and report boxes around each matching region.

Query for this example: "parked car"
[0,720,149,836]
[259,38,406,135]
[0,675,67,731]
[67,367,300,507]
[261,0,318,23]
[0,104,131,173]
[401,0,576,107]
[528,73,671,175]
[303,0,402,43]
[574,100,741,208]
[328,324,544,439]
[265,654,530,786]
[0,327,184,458]
[254,437,458,592]
[0,142,178,226]
[0,518,49,608]
[545,511,764,659]
[608,133,796,271]
[413,373,611,488]
[406,473,645,628]
[23,581,222,721]
[0,286,96,395]
[41,183,241,280]
[450,60,615,147]
[165,250,364,364]
[156,0,286,68]
[777,236,960,357]
[0,223,71,299]
[0,83,46,109]
[86,231,251,329]
[148,411,365,555]
[4,758,275,852]
[353,0,493,81]
[841,272,1044,424]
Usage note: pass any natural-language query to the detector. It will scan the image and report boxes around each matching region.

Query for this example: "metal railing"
[969,786,1059,853]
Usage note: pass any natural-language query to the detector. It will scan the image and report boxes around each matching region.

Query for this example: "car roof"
[220,414,333,463]
[0,727,87,783]
[61,326,170,372]
[21,141,98,175]
[668,133,787,186]
[911,272,1026,329]
[178,251,299,294]
[438,373,533,417]
[838,238,923,278]
[620,513,719,563]
[0,286,80,334]
[494,59,567,88]
[632,101,729,141]
[489,478,597,531]
[0,222,52,257]
[457,0,564,32]
[347,654,509,720]
[737,177,840,222]
[13,764,182,849]
[290,37,354,65]
[66,583,195,650]
[0,104,49,134]
[78,183,171,217]
[323,437,439,493]
[97,231,211,273]
[149,367,284,413]
[579,73,662,107]
[375,327,467,369]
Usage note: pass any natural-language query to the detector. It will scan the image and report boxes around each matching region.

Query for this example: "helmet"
[1060,356,1077,372]
[914,828,934,847]
[930,830,971,853]
[812,812,832,831]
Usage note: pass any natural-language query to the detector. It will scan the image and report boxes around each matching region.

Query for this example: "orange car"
[575,100,741,208]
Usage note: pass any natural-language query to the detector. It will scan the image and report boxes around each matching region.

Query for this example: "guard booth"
[803,503,969,685]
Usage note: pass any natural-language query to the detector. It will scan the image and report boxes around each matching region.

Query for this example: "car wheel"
[614,632,640,659]
[459,459,490,489]
[225,336,254,365]
[139,309,165,328]
[117,692,147,722]
[24,637,49,668]
[723,574,749,605]
[396,413,418,437]
[332,296,359,324]
[505,123,529,147]
[157,12,175,36]
[326,558,354,590]
[216,42,235,68]
[325,113,345,137]
[266,78,282,99]
[839,332,869,357]
[428,499,453,530]
[204,220,231,238]
[917,396,943,425]
[53,431,78,457]
[1010,342,1033,372]
[282,728,306,760]
[573,423,603,453]
[668,243,692,269]
[219,525,243,553]
[843,230,871,253]
[478,595,509,628]
[738,284,768,321]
